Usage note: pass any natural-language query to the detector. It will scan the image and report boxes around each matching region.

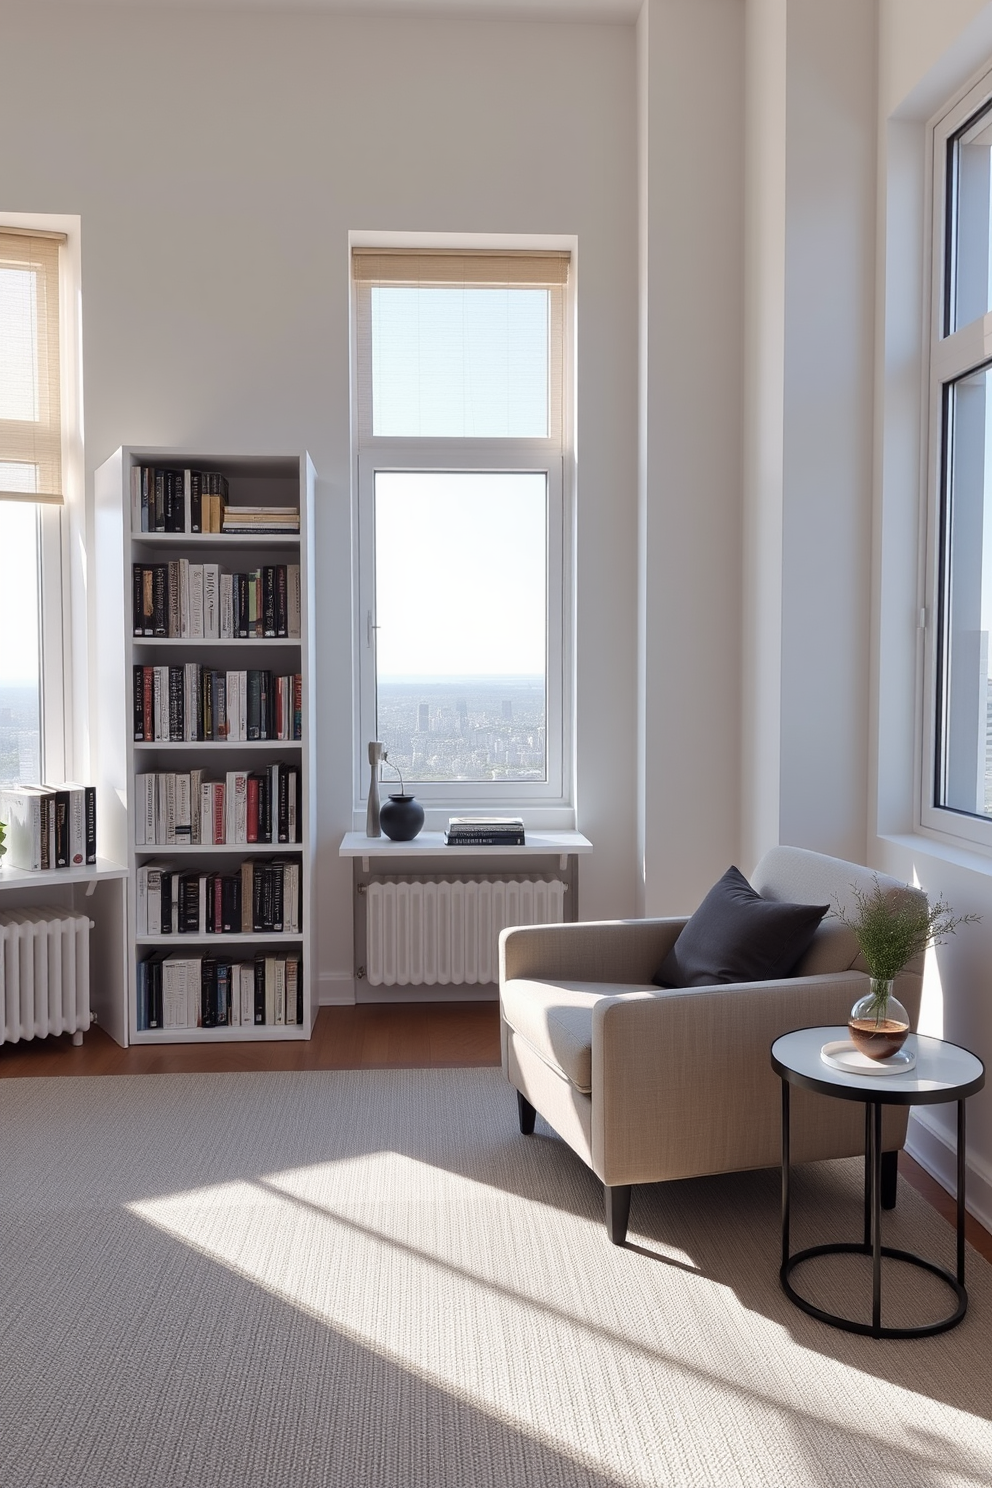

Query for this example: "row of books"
[0,784,97,870]
[133,665,302,743]
[130,466,230,534]
[136,857,302,936]
[444,816,526,847]
[136,951,303,1030]
[134,766,300,846]
[132,562,302,640]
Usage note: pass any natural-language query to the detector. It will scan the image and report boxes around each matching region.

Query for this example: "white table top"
[771,1026,985,1105]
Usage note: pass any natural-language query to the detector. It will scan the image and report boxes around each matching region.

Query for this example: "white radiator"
[364,878,566,987]
[0,909,92,1045]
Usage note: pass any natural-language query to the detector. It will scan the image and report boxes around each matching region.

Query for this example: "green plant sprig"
[833,877,980,983]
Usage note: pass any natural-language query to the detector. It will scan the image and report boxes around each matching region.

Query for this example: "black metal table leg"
[871,1100,882,1336]
[958,1098,967,1285]
[863,1102,872,1249]
[781,1079,791,1273]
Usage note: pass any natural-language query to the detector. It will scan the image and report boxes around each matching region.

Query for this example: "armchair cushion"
[502,978,657,1093]
[653,865,829,989]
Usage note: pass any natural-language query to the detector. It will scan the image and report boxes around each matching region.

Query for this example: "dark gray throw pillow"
[653,865,829,989]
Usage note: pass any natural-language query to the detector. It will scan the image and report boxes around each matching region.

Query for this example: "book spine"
[84,785,97,864]
[219,572,234,639]
[275,565,288,637]
[67,786,85,867]
[189,469,202,533]
[189,565,204,639]
[201,960,217,1028]
[277,764,289,844]
[154,469,166,532]
[287,769,298,844]
[133,665,145,740]
[146,868,162,936]
[167,560,181,637]
[130,464,142,534]
[253,956,265,1024]
[133,565,145,636]
[262,566,276,637]
[287,565,301,639]
[203,564,220,640]
[241,860,254,933]
[168,665,184,742]
[152,565,168,637]
[143,668,153,742]
[246,775,260,843]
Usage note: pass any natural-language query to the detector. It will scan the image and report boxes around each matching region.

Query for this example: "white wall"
[637,0,745,916]
[742,0,877,870]
[0,3,639,998]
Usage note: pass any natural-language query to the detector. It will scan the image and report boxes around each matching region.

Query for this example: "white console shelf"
[339,830,592,872]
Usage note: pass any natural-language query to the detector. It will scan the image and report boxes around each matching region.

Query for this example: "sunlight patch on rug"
[126,1145,992,1488]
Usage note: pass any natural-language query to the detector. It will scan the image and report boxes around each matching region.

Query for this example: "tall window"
[352,247,572,816]
[0,227,67,786]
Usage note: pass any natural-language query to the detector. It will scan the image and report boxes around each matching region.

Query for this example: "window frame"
[350,244,575,825]
[0,215,79,787]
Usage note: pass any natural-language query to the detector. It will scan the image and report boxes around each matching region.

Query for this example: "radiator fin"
[0,909,91,1045]
[366,878,565,987]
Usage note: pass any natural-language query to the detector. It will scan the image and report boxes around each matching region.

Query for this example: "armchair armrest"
[590,970,868,1185]
[499,917,687,988]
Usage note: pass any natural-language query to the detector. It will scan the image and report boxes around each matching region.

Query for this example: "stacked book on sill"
[136,857,301,936]
[0,783,97,870]
[136,951,302,1031]
[444,816,526,847]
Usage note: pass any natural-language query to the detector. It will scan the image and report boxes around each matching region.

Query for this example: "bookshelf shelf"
[96,447,316,1045]
[129,1023,312,1045]
[136,932,306,946]
[132,533,302,550]
[134,741,303,754]
[130,844,304,856]
[134,638,303,649]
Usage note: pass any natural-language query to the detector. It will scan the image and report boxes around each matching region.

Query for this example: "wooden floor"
[3,1001,989,1264]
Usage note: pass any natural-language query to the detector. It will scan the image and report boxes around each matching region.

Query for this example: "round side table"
[771,1026,985,1339]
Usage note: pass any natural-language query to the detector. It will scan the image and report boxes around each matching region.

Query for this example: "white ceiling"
[42,0,642,18]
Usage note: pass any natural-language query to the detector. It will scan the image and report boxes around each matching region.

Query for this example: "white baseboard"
[905,1108,992,1234]
[318,972,356,1006]
[355,983,500,1004]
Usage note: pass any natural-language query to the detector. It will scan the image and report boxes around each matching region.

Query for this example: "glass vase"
[848,978,910,1060]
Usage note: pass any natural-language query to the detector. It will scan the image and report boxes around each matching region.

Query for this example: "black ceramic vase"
[379,793,425,842]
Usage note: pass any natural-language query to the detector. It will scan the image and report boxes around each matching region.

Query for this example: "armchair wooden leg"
[880,1149,898,1210]
[605,1184,631,1245]
[517,1091,536,1135]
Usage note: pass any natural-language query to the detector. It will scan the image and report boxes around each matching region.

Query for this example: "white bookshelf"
[95,448,316,1045]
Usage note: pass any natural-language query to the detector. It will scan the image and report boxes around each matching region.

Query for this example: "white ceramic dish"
[820,1039,916,1076]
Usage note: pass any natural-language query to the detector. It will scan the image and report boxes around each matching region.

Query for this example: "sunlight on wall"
[910,865,945,1038]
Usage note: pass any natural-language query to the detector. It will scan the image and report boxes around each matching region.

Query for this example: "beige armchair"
[499,846,925,1244]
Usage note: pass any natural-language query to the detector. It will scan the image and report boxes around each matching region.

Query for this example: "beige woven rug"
[1,1067,990,1487]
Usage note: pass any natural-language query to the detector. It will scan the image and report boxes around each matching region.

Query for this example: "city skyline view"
[376,674,545,784]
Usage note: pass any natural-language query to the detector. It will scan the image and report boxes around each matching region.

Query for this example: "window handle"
[367,610,380,648]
